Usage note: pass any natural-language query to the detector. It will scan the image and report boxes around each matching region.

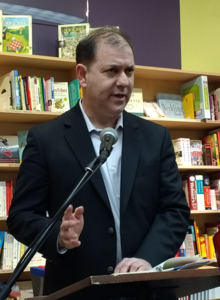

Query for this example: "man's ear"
[76,64,87,88]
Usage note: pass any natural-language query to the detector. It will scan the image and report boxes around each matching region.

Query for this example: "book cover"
[195,175,205,211]
[210,88,220,119]
[125,88,144,116]
[185,176,198,210]
[181,76,210,120]
[52,82,70,113]
[2,15,32,54]
[0,136,19,163]
[202,134,219,166]
[156,93,184,118]
[182,92,195,119]
[210,179,220,209]
[58,23,90,59]
[203,175,211,210]
[173,138,191,166]
[68,79,80,108]
[18,131,28,163]
[190,139,203,165]
[143,102,166,118]
[202,143,213,166]
[0,73,10,110]
[210,189,217,210]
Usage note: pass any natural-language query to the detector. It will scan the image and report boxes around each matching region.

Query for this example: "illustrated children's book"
[2,15,32,54]
[58,23,90,60]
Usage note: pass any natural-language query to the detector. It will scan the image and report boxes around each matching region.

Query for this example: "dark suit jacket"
[7,103,190,297]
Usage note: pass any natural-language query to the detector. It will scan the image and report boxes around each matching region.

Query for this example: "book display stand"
[25,268,220,300]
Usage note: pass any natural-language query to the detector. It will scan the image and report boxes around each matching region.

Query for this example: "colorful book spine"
[203,175,211,210]
[195,175,205,210]
[186,176,198,210]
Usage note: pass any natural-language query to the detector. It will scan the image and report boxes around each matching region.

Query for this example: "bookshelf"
[1,52,220,279]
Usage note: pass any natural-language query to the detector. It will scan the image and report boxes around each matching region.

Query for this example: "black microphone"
[98,128,118,163]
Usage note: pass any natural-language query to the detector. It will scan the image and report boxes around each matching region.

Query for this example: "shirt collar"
[79,98,123,133]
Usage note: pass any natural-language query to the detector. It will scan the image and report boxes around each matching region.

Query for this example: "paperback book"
[58,23,90,60]
[156,93,185,118]
[52,82,70,113]
[2,15,32,54]
[125,88,144,116]
[0,136,19,163]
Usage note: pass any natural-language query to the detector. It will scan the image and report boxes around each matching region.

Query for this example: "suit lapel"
[120,112,143,216]
[63,105,111,210]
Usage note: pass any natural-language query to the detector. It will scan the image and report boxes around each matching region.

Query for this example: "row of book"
[142,75,220,121]
[177,219,217,260]
[0,232,45,270]
[0,70,82,113]
[182,175,220,211]
[173,129,220,166]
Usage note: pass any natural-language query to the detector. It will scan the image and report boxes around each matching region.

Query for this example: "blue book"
[156,93,184,118]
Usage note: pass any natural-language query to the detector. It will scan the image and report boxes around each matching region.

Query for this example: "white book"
[125,88,144,116]
[12,237,19,269]
[1,181,6,217]
[173,138,191,166]
[210,189,217,210]
[184,232,195,257]
[195,175,205,210]
[52,82,70,113]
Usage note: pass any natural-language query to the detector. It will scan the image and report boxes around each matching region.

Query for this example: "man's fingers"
[74,206,84,219]
[63,205,74,221]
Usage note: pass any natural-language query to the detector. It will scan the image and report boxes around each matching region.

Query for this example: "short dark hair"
[76,25,134,67]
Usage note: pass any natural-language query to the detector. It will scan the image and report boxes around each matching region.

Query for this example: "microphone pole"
[0,156,104,300]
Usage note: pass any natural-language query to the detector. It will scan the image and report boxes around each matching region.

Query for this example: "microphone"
[98,128,118,163]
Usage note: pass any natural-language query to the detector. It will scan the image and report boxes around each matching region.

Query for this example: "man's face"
[83,40,135,119]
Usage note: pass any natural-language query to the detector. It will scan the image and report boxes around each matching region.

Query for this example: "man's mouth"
[113,93,126,99]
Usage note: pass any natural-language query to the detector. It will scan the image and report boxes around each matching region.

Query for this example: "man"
[7,26,190,299]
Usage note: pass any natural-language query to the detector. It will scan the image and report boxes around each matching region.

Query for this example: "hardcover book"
[58,23,90,60]
[2,15,32,54]
[0,136,19,163]
[156,93,184,118]
[181,76,210,120]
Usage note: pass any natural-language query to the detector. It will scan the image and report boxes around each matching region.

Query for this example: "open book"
[113,255,216,276]
[151,254,215,272]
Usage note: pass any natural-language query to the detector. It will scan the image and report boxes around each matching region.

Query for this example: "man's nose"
[116,72,129,87]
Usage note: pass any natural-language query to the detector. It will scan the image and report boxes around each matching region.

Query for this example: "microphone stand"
[0,155,105,300]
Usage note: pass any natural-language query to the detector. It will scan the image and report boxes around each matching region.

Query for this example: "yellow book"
[182,92,194,119]
[200,236,207,257]
[208,235,216,259]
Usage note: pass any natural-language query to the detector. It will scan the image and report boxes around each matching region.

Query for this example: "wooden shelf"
[0,110,60,124]
[0,164,20,172]
[0,268,31,281]
[134,65,220,83]
[191,210,220,215]
[142,117,220,131]
[0,52,76,71]
[178,166,220,174]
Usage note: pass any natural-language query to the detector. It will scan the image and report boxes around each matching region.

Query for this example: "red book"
[186,175,198,210]
[23,76,32,110]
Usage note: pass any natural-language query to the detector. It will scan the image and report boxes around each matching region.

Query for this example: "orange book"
[195,223,201,255]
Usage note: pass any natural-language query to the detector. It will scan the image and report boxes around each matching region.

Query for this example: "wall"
[0,0,181,68]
